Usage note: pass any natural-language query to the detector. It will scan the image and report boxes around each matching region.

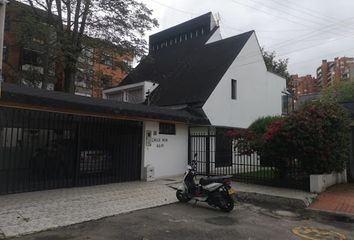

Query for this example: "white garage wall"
[203,32,286,129]
[142,121,189,178]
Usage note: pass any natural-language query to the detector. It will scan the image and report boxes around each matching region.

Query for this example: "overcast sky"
[140,0,354,76]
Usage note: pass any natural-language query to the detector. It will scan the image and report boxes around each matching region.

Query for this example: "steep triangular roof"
[119,13,253,107]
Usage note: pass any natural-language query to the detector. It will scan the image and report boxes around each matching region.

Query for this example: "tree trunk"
[64,61,76,93]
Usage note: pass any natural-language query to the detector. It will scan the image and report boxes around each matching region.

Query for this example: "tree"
[22,0,158,93]
[9,7,59,89]
[320,81,354,103]
[261,47,291,86]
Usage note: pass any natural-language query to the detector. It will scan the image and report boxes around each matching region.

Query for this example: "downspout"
[0,0,8,98]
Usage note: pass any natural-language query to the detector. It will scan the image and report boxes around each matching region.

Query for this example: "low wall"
[310,170,347,193]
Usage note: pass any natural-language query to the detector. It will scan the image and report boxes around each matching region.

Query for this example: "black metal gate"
[189,128,309,191]
[349,126,354,183]
[0,106,142,194]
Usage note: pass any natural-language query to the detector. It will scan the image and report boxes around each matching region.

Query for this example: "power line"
[147,0,196,16]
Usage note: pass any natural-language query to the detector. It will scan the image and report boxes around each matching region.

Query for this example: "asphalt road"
[16,202,354,240]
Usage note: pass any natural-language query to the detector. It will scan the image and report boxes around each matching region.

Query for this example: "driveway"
[14,202,354,240]
[0,180,178,238]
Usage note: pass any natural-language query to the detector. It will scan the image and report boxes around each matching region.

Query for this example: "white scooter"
[176,158,236,212]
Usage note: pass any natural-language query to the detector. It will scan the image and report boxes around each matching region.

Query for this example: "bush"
[249,116,284,135]
[230,101,350,176]
[264,101,350,174]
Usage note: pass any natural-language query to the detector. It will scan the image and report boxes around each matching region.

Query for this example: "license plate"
[228,188,236,195]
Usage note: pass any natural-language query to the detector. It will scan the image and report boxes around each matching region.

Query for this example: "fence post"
[206,127,210,176]
[74,120,81,186]
[188,126,191,165]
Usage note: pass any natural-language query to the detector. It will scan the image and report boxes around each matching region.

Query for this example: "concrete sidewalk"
[165,176,317,209]
[0,180,177,239]
[232,182,317,209]
[309,184,354,217]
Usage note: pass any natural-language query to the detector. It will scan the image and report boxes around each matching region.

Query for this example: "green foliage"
[320,81,354,103]
[19,0,158,93]
[232,102,350,176]
[249,116,284,135]
[261,47,290,84]
[264,101,350,175]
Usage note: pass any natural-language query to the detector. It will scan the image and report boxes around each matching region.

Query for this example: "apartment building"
[290,74,318,98]
[316,57,354,88]
[3,0,131,97]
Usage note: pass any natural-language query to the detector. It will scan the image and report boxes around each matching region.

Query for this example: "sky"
[139,0,354,77]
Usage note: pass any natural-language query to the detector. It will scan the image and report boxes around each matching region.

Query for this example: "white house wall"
[202,32,286,129]
[142,121,188,178]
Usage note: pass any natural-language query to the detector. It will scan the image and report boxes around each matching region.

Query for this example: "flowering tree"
[229,101,350,176]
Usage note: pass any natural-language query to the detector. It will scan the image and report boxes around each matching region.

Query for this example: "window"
[22,48,42,66]
[3,46,7,63]
[282,95,289,115]
[100,54,113,67]
[101,74,113,88]
[159,123,176,135]
[231,79,237,100]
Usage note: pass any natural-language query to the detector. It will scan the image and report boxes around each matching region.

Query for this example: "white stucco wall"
[202,32,286,129]
[141,121,188,178]
[206,28,222,44]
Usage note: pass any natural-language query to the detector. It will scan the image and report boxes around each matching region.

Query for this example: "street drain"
[273,210,299,218]
[259,209,303,220]
[292,226,347,240]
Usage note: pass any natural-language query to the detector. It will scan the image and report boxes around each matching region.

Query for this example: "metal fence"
[0,106,142,194]
[189,128,309,191]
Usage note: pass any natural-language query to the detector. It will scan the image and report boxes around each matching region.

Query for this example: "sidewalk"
[231,182,317,209]
[309,184,354,217]
[166,176,317,209]
[0,180,177,239]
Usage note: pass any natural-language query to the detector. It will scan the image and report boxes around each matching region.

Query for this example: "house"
[103,13,286,177]
[103,13,286,129]
[0,13,286,195]
[3,0,132,97]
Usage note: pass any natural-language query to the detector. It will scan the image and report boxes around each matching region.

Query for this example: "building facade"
[3,0,131,97]
[316,57,354,88]
[290,74,318,99]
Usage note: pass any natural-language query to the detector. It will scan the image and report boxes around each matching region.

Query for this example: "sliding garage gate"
[0,106,142,194]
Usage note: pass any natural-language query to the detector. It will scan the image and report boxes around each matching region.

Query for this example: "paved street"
[15,202,354,240]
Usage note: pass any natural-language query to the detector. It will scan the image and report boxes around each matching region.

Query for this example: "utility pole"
[0,0,7,97]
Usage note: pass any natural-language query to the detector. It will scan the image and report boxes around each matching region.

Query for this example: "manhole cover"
[292,226,347,240]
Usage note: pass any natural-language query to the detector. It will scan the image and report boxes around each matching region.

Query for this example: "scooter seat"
[199,177,225,186]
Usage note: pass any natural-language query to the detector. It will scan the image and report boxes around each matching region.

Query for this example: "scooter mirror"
[194,153,198,158]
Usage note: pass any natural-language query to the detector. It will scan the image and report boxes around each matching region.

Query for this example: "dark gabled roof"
[120,29,254,106]
[0,83,209,124]
[149,12,214,47]
[341,101,354,119]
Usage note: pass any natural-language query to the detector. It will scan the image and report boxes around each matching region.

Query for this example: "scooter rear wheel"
[219,196,234,212]
[176,190,191,203]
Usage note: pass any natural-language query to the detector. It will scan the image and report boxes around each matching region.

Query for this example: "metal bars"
[189,127,309,191]
[0,106,142,195]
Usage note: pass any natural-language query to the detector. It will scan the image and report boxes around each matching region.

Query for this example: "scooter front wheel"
[176,190,191,203]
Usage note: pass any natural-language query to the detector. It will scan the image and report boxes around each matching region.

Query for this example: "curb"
[235,191,314,209]
[305,208,354,223]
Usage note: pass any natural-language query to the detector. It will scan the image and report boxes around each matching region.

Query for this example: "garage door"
[0,107,142,194]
